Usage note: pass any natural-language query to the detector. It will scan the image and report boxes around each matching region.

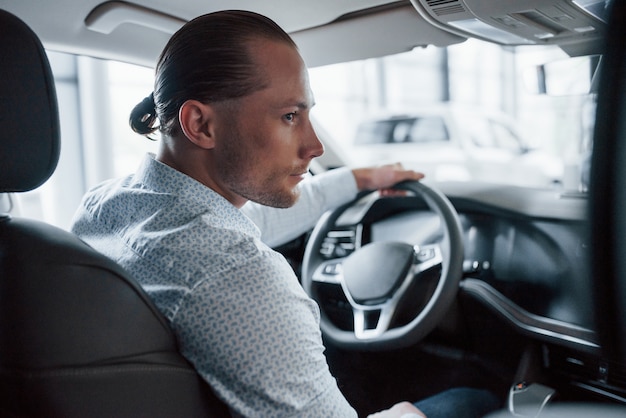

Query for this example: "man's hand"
[352,163,425,194]
[367,401,427,418]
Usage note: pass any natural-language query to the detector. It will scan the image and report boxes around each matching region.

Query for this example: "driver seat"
[0,9,229,417]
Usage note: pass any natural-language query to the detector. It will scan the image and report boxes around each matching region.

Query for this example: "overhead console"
[410,0,609,55]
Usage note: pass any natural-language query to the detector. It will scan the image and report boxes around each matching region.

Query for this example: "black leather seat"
[0,9,229,417]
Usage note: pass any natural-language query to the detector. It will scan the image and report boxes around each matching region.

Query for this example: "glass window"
[408,117,448,143]
[309,38,595,190]
[14,53,155,229]
[14,36,596,228]
[107,61,158,177]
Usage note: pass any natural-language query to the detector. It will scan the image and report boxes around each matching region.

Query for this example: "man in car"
[71,10,498,418]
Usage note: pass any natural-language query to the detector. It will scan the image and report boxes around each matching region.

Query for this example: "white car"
[350,105,565,187]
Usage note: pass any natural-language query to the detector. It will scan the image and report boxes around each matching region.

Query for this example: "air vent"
[546,346,626,397]
[425,0,466,16]
[549,348,601,382]
[608,360,626,389]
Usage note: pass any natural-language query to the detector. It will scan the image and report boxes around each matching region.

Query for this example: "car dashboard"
[280,180,626,406]
[437,182,626,404]
[440,181,595,347]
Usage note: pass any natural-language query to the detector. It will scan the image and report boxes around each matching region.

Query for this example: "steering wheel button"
[323,263,341,275]
[416,248,435,261]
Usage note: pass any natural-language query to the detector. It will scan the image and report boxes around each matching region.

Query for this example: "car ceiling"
[0,0,607,68]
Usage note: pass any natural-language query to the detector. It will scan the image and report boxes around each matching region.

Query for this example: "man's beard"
[218,118,301,208]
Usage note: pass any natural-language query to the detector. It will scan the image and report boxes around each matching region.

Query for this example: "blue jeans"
[413,387,501,418]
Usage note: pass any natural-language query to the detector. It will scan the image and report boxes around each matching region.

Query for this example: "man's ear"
[178,100,217,149]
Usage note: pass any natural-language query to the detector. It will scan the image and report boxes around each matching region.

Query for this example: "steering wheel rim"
[302,180,464,351]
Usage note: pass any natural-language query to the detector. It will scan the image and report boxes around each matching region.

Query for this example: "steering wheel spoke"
[353,304,393,339]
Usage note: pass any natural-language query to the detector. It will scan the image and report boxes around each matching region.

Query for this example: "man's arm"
[241,167,356,247]
[242,164,424,247]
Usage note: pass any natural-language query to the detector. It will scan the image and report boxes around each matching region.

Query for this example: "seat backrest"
[0,9,229,417]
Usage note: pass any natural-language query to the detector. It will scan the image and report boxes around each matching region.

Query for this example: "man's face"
[212,39,324,208]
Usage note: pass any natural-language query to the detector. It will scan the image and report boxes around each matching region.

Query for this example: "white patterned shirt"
[71,153,358,417]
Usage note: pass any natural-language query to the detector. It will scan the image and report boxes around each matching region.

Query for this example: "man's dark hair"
[129,10,297,137]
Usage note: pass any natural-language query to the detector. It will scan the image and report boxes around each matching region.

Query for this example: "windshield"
[15,38,596,229]
[308,38,596,190]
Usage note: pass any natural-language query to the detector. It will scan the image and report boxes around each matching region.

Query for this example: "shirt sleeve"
[241,167,358,247]
[171,248,357,418]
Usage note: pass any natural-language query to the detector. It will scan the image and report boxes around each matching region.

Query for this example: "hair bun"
[129,92,159,137]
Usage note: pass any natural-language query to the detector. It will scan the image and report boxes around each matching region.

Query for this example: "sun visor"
[292,4,465,68]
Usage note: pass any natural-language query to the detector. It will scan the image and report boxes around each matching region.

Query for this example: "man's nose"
[303,121,324,159]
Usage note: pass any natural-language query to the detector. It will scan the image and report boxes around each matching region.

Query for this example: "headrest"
[0,9,60,193]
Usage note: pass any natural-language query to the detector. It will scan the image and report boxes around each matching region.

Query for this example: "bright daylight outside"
[308,38,594,191]
[18,37,595,230]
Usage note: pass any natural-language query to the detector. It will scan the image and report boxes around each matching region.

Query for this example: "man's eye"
[284,112,296,122]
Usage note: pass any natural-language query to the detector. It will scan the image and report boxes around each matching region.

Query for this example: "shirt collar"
[134,153,261,239]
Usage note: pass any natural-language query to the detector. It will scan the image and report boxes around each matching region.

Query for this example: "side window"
[391,121,413,143]
[465,117,524,153]
[490,120,524,153]
[355,121,392,144]
[107,61,157,177]
[355,119,415,144]
[465,118,495,148]
[13,52,155,230]
[408,117,448,143]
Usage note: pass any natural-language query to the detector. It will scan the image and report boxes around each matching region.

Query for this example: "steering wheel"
[302,181,464,351]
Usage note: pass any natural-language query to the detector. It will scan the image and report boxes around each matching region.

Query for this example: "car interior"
[0,9,229,417]
[1,0,625,417]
